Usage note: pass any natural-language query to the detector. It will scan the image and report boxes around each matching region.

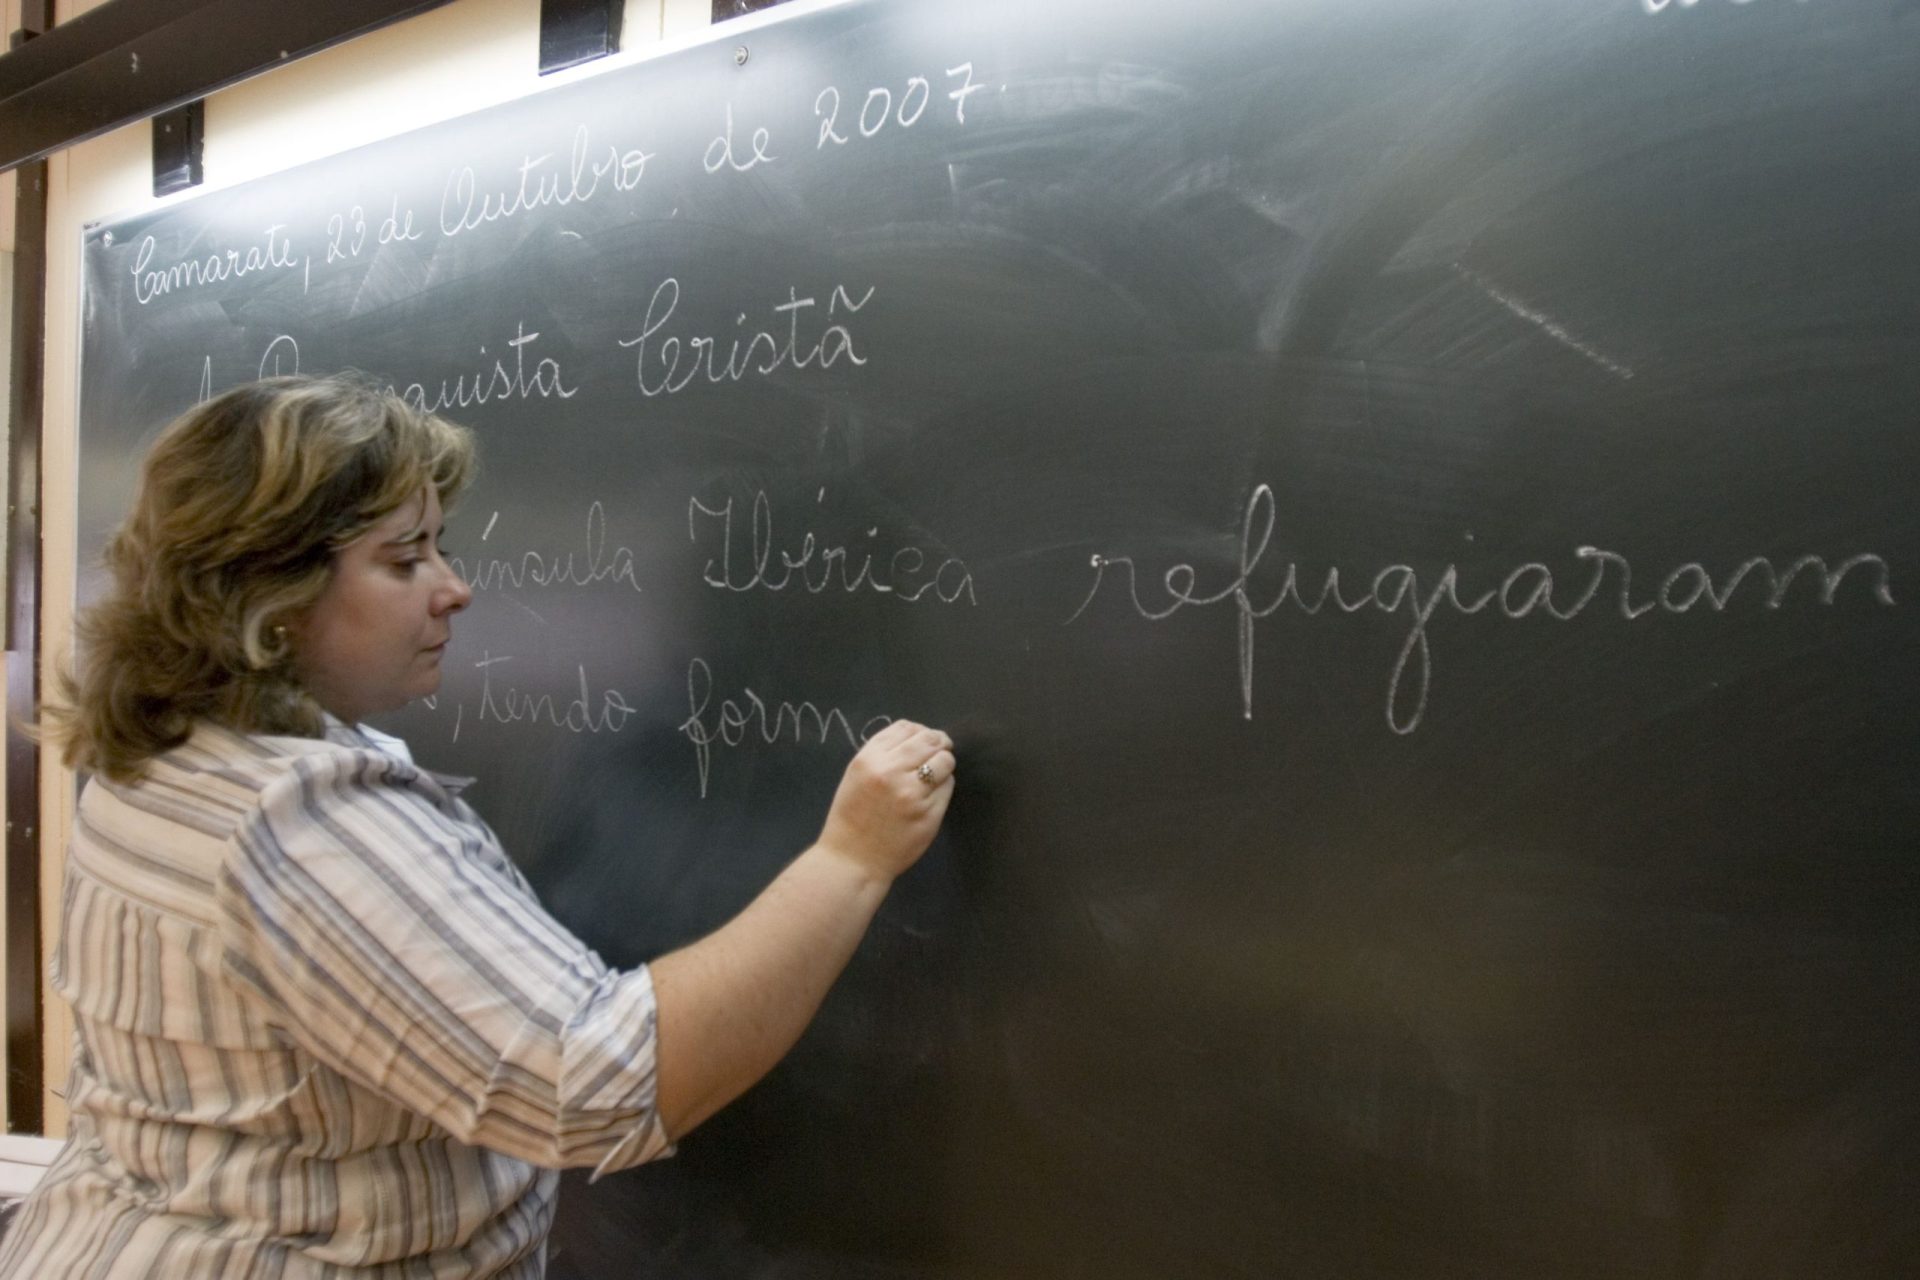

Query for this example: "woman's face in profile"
[290,486,473,724]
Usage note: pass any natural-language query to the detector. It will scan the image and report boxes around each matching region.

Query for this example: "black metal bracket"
[712,0,791,23]
[152,98,203,197]
[0,0,461,174]
[539,0,622,75]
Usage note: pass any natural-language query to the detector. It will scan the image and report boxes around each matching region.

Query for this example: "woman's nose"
[437,562,474,614]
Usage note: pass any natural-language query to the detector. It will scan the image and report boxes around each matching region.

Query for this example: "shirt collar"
[322,714,476,797]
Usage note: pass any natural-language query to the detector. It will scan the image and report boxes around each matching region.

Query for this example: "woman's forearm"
[648,843,891,1139]
[647,718,955,1141]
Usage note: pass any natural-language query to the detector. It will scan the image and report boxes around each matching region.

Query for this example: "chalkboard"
[77,0,1920,1274]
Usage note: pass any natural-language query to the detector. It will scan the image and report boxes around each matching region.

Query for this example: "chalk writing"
[377,196,423,244]
[390,322,578,412]
[474,654,638,733]
[816,62,986,148]
[131,227,298,305]
[440,125,655,237]
[678,657,890,797]
[1453,264,1634,380]
[947,62,987,124]
[689,489,976,603]
[1069,483,1895,734]
[704,103,777,173]
[448,501,644,593]
[619,279,874,396]
[258,334,301,378]
[325,206,368,264]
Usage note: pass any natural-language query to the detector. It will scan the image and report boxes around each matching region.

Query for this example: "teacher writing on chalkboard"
[0,373,957,1279]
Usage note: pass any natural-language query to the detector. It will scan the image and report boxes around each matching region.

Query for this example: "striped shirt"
[0,719,673,1279]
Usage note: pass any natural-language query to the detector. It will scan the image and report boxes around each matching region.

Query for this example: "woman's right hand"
[813,719,955,885]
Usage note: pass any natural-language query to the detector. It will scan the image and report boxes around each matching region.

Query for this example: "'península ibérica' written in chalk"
[1067,483,1896,734]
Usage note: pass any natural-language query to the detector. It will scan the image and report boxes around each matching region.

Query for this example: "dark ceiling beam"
[0,0,462,173]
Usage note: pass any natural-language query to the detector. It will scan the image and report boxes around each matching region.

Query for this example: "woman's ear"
[255,613,302,671]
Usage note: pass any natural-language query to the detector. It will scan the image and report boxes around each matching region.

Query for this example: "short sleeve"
[216,748,674,1175]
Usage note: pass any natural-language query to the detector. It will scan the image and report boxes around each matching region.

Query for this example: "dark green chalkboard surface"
[79,0,1920,1274]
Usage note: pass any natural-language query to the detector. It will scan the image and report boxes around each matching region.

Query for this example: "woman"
[0,374,956,1277]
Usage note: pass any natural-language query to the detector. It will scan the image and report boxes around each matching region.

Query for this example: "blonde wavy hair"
[50,373,476,781]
